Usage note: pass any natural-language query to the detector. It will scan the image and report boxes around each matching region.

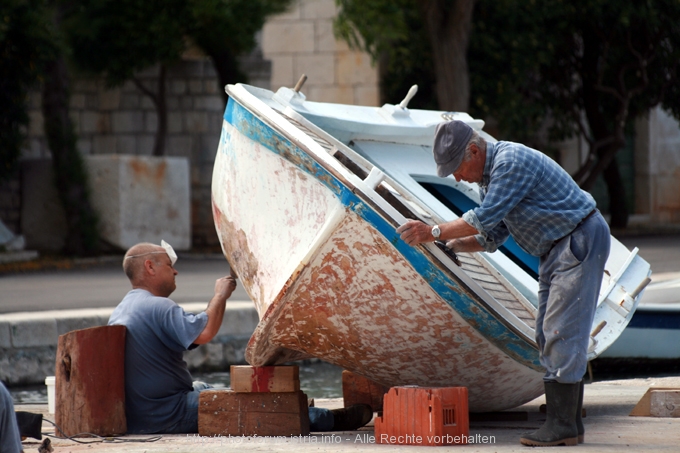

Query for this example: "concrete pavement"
[14,376,680,452]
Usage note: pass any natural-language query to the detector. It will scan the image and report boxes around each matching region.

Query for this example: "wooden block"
[55,325,126,437]
[342,370,389,411]
[230,365,300,392]
[630,387,680,416]
[375,387,469,446]
[198,389,310,437]
[650,390,680,417]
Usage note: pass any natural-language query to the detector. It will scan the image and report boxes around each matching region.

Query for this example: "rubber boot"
[520,381,579,446]
[576,380,584,444]
[330,404,373,431]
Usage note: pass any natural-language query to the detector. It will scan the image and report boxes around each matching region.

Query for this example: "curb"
[0,301,258,386]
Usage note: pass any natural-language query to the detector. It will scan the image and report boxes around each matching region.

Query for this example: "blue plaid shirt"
[462,141,596,257]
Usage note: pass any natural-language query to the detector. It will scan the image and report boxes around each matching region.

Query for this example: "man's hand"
[215,276,237,300]
[397,220,434,246]
[446,236,485,254]
[446,239,462,253]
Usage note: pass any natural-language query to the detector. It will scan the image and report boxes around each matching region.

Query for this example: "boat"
[211,81,652,412]
[598,277,680,360]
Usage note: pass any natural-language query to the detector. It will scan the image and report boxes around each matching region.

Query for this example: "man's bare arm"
[446,236,485,253]
[397,218,478,246]
[193,276,237,345]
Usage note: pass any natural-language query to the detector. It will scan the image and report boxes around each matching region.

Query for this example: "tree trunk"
[205,48,247,107]
[133,64,167,156]
[42,55,100,255]
[576,27,629,228]
[153,64,167,157]
[418,0,475,111]
[602,159,628,228]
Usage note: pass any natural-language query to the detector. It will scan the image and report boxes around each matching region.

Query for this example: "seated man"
[109,241,371,434]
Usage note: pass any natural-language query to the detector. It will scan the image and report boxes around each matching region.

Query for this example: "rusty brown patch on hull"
[212,201,264,311]
[245,211,544,412]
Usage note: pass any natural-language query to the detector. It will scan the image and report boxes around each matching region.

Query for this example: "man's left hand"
[397,220,434,246]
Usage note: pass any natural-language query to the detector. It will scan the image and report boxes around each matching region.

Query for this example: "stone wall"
[262,0,380,105]
[635,107,680,223]
[21,59,225,250]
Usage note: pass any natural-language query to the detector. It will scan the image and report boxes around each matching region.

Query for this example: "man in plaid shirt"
[398,120,610,447]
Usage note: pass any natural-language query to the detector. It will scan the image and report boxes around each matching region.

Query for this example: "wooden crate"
[55,325,127,437]
[375,387,469,446]
[342,370,389,411]
[198,389,310,437]
[230,365,300,393]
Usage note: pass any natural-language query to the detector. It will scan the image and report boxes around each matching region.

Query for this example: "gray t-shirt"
[108,289,208,434]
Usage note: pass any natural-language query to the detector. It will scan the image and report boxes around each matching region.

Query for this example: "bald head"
[123,242,165,284]
[122,242,178,297]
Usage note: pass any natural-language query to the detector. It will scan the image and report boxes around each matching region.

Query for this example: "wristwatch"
[431,225,441,240]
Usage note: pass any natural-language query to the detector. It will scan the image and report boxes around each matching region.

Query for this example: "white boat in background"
[599,277,680,360]
[211,82,652,412]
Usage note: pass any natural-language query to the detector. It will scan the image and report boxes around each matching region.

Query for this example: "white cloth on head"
[161,240,177,265]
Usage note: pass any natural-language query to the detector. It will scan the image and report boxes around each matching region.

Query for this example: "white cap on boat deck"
[433,120,474,177]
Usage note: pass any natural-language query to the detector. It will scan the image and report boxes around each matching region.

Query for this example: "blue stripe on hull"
[628,310,680,330]
[223,98,541,369]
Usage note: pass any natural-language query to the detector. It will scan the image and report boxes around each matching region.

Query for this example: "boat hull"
[212,97,545,411]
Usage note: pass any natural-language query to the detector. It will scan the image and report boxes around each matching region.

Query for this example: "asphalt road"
[1,235,678,314]
[0,255,251,313]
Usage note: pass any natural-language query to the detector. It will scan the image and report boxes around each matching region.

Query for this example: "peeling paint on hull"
[212,99,547,411]
[252,211,545,411]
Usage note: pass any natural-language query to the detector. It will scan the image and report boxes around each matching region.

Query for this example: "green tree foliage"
[1,0,100,254]
[335,0,474,111]
[334,0,437,109]
[64,0,190,156]
[63,0,294,155]
[64,0,187,87]
[42,3,100,255]
[42,49,101,255]
[469,0,680,228]
[0,0,54,182]
[338,0,680,229]
[188,0,294,105]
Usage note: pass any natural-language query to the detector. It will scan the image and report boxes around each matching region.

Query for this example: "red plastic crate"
[374,386,469,446]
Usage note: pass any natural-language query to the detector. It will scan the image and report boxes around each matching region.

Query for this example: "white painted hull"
[600,297,680,359]
[212,84,652,411]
